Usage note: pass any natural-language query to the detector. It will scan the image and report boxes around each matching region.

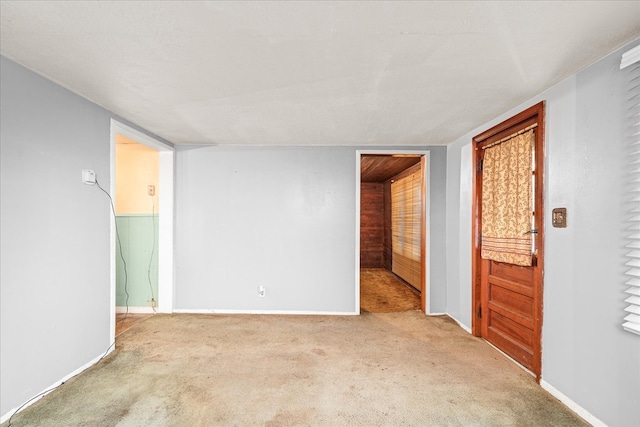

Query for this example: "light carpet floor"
[5,313,588,426]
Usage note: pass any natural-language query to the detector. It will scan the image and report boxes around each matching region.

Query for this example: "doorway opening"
[109,120,174,342]
[356,150,430,314]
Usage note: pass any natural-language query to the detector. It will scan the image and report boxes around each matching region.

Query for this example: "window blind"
[391,165,422,290]
[621,44,640,336]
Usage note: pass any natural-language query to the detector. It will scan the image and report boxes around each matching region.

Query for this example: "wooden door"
[472,102,545,380]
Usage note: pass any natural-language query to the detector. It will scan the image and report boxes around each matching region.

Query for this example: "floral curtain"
[481,130,534,266]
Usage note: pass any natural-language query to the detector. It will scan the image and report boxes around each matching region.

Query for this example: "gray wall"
[425,147,448,313]
[174,145,447,313]
[445,41,640,425]
[445,142,473,328]
[0,52,447,419]
[13,36,637,424]
[0,56,170,420]
[0,57,112,417]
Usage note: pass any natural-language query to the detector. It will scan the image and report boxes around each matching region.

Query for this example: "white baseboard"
[116,306,156,314]
[0,345,115,423]
[172,309,358,315]
[445,313,472,333]
[540,380,606,426]
[414,312,473,334]
[440,314,603,425]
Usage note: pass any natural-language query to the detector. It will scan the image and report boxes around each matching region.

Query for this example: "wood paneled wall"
[383,181,392,270]
[360,182,384,267]
[115,215,159,307]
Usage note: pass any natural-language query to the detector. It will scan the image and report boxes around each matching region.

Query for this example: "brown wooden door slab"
[482,259,537,370]
[472,102,545,380]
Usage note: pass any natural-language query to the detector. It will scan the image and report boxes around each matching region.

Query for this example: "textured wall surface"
[0,56,112,417]
[174,145,447,314]
[446,40,640,426]
[115,138,159,215]
[115,215,159,307]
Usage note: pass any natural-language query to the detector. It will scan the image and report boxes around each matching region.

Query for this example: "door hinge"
[478,306,482,318]
[477,158,483,173]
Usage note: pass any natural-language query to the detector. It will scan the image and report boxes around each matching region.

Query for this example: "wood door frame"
[355,150,430,314]
[471,101,546,380]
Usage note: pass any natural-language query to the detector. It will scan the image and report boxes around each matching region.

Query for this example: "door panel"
[490,311,533,347]
[483,260,536,369]
[473,102,545,380]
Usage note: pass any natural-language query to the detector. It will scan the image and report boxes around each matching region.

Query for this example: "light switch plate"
[82,169,96,185]
[552,208,567,228]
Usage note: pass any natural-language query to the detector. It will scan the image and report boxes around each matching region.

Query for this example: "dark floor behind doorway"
[360,268,420,313]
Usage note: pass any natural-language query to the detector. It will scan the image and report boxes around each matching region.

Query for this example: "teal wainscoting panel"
[116,215,159,307]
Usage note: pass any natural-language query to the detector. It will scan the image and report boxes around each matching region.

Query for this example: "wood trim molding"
[391,162,421,182]
[420,155,427,312]
[116,306,156,314]
[471,101,546,380]
[356,149,430,314]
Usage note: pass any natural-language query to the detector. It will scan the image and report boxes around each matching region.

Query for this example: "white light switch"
[82,169,96,185]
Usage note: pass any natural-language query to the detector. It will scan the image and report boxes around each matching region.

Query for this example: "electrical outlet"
[150,298,157,308]
[82,169,96,185]
[148,185,155,196]
[258,286,266,298]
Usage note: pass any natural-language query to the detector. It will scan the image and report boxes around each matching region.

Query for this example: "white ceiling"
[1,1,639,146]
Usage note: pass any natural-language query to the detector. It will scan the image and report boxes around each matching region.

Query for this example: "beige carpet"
[4,313,587,426]
[116,313,153,336]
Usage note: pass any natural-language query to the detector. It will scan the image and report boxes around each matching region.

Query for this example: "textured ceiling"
[1,1,639,146]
